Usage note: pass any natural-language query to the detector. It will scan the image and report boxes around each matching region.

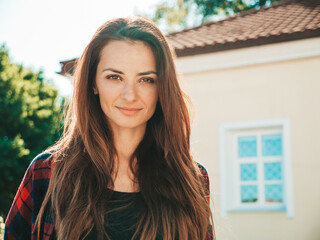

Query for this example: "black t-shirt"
[85,190,143,240]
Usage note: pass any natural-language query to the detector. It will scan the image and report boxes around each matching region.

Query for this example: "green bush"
[0,44,64,218]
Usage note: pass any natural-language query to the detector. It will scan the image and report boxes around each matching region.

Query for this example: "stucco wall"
[176,39,320,240]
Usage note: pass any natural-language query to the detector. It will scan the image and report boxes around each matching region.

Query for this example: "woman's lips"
[116,106,142,116]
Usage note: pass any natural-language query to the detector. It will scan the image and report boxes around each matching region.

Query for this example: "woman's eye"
[140,78,155,83]
[106,75,121,80]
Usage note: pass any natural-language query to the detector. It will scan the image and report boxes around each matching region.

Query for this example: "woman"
[5,16,214,240]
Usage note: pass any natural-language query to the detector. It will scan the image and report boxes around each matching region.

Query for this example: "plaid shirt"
[5,153,212,240]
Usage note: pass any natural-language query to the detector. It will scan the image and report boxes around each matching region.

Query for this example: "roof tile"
[167,0,320,56]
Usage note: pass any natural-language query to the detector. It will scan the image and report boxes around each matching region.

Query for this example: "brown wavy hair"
[36,16,214,240]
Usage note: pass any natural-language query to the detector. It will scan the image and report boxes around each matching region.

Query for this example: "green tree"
[151,0,193,33]
[150,0,283,32]
[0,45,63,217]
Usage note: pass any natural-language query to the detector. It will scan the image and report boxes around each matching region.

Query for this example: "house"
[58,0,320,239]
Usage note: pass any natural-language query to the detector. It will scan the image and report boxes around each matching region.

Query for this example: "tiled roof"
[58,0,320,76]
[167,0,320,56]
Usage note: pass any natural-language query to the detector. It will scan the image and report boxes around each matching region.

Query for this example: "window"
[219,119,294,217]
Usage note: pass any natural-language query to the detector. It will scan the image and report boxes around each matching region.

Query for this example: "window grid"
[236,132,284,207]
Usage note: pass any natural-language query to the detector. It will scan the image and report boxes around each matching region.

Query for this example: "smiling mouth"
[116,107,142,116]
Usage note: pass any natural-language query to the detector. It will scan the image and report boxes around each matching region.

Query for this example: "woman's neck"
[113,126,145,161]
[111,125,146,192]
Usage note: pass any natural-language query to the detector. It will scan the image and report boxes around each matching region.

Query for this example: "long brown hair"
[36,16,214,240]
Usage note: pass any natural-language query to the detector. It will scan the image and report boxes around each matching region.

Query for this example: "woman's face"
[95,40,158,133]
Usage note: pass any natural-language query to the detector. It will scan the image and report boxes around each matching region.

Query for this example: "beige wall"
[176,39,320,240]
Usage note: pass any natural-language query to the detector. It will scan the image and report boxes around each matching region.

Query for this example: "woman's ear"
[93,82,99,95]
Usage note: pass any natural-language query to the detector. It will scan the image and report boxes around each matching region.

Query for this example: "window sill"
[228,205,286,213]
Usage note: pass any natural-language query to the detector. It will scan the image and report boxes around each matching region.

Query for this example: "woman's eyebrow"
[102,68,158,76]
[137,71,158,76]
[102,68,123,74]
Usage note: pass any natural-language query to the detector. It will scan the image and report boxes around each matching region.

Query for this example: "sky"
[0,0,162,96]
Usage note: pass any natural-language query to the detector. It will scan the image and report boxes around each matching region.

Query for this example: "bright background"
[0,0,161,96]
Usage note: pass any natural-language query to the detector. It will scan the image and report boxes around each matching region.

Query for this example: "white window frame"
[219,119,294,218]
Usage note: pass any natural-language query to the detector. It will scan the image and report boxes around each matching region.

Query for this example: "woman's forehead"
[97,40,157,72]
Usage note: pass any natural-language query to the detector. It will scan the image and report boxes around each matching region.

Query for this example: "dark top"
[85,190,143,240]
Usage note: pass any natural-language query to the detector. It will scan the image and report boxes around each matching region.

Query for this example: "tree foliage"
[151,0,283,33]
[0,45,63,216]
[151,0,193,33]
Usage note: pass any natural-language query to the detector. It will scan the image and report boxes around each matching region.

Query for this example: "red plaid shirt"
[5,153,212,240]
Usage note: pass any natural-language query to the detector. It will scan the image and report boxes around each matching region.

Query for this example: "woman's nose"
[121,81,137,102]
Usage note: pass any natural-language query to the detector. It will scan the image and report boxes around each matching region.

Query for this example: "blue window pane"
[241,185,258,203]
[238,136,257,158]
[240,163,257,181]
[262,134,282,156]
[264,162,282,180]
[265,184,283,202]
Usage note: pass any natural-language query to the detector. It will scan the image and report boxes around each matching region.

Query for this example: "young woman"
[5,17,214,240]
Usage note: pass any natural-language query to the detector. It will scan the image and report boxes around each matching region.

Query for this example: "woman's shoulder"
[196,162,209,180]
[26,151,54,181]
[29,151,53,170]
[197,162,209,187]
[196,162,210,202]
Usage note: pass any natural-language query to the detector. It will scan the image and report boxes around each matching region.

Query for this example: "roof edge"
[174,29,320,57]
